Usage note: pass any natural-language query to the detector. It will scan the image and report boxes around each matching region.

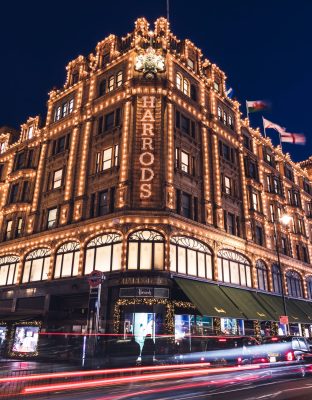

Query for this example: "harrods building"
[2,17,312,357]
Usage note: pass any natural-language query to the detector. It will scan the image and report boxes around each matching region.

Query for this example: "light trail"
[23,365,261,394]
[0,362,211,383]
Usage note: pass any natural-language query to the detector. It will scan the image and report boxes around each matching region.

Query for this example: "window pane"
[72,252,79,276]
[128,243,138,269]
[140,242,152,270]
[54,255,62,278]
[230,261,240,285]
[246,266,252,287]
[42,257,50,280]
[206,254,213,279]
[30,259,43,281]
[239,264,246,286]
[23,261,31,283]
[223,260,230,283]
[217,258,223,281]
[178,247,186,274]
[85,248,95,274]
[95,245,111,272]
[187,249,197,276]
[7,265,14,285]
[170,244,176,271]
[112,243,122,271]
[154,242,164,270]
[62,253,73,277]
[198,252,205,278]
[0,265,8,285]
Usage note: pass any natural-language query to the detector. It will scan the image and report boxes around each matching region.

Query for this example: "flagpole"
[262,117,267,138]
[277,128,283,152]
[167,0,170,22]
[246,101,249,122]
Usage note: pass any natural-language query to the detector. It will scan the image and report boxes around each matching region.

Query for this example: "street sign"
[279,316,289,325]
[87,270,104,288]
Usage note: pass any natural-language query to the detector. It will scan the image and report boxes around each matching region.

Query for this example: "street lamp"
[273,212,291,335]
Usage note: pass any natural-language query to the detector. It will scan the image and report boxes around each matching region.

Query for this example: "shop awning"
[175,278,244,318]
[288,299,312,323]
[257,293,311,323]
[220,286,275,321]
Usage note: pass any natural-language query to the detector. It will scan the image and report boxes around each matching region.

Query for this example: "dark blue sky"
[1,0,311,162]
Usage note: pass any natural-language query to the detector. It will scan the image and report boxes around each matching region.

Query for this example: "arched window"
[99,79,106,96]
[272,263,282,294]
[217,250,252,287]
[306,276,312,299]
[183,78,190,96]
[170,236,212,279]
[256,260,268,291]
[176,73,182,91]
[22,248,51,283]
[286,270,303,298]
[0,255,19,286]
[116,71,123,87]
[127,230,164,270]
[54,242,80,278]
[85,233,122,274]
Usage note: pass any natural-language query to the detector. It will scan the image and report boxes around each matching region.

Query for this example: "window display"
[12,326,40,353]
[221,318,244,335]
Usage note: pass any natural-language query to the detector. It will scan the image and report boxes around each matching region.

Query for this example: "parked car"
[261,336,312,364]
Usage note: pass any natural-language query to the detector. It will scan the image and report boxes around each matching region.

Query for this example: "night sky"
[1,0,311,162]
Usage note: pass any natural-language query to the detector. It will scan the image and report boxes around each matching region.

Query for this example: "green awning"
[257,293,312,323]
[220,286,275,321]
[288,299,312,323]
[175,278,244,318]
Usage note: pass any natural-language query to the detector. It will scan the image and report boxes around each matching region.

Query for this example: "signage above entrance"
[87,270,105,288]
[120,287,169,299]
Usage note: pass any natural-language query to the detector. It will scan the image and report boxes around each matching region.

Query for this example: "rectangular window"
[227,213,235,235]
[108,76,115,92]
[269,204,274,222]
[55,135,66,154]
[114,144,119,166]
[98,190,109,216]
[182,193,191,218]
[53,169,63,189]
[10,184,19,203]
[69,99,74,113]
[98,116,104,134]
[47,208,57,229]
[104,112,114,131]
[16,217,23,237]
[27,126,34,139]
[95,152,101,173]
[213,81,220,92]
[115,108,121,126]
[224,176,231,195]
[0,164,4,180]
[102,148,112,170]
[252,192,259,211]
[116,71,123,87]
[21,181,29,202]
[281,237,287,255]
[273,178,280,194]
[181,151,189,173]
[15,152,25,170]
[187,58,194,69]
[0,142,6,153]
[5,220,13,240]
[181,114,190,134]
[255,225,263,246]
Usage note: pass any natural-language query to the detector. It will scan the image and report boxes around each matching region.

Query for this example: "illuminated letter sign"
[139,96,156,200]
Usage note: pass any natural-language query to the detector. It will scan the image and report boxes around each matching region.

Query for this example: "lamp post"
[272,213,291,335]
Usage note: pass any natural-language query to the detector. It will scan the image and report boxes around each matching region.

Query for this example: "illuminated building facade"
[1,17,312,357]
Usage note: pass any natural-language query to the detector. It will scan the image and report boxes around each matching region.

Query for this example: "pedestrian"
[141,334,155,365]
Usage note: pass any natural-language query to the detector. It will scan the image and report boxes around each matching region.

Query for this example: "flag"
[280,131,306,145]
[246,100,269,113]
[263,117,285,134]
[263,117,306,145]
[226,87,234,99]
